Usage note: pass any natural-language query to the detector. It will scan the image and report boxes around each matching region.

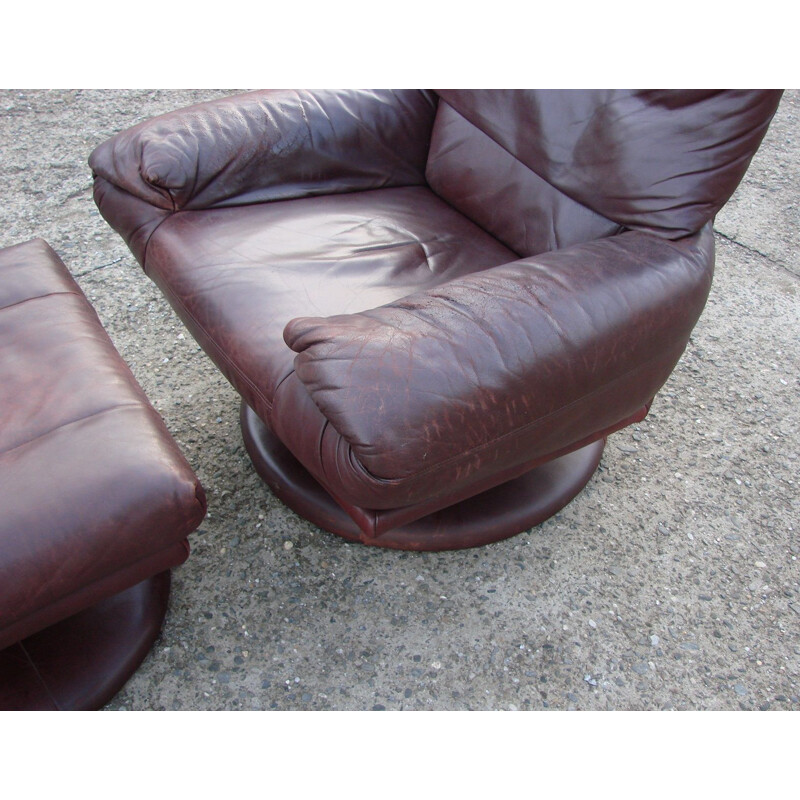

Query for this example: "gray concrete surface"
[1,89,798,711]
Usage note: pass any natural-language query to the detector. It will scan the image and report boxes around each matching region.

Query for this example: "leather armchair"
[90,89,782,550]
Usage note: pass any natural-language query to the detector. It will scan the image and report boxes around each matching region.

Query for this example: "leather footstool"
[0,239,206,710]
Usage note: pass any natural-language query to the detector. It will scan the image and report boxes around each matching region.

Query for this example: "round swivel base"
[0,572,171,711]
[241,402,605,551]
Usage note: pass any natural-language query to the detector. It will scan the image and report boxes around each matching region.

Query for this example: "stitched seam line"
[17,643,61,709]
[0,290,84,315]
[438,100,619,223]
[0,402,145,461]
[141,212,174,268]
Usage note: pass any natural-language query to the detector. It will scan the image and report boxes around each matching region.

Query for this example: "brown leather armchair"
[89,90,782,550]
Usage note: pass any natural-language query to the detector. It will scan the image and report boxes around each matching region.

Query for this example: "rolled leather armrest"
[89,89,438,214]
[276,226,715,510]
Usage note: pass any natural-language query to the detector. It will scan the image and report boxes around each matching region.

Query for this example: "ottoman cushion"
[0,239,206,651]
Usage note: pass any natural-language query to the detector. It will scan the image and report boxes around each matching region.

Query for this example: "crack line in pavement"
[714,229,800,280]
[74,257,122,277]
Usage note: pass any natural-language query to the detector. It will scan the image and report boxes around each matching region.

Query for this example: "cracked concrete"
[1,89,798,711]
[714,230,799,279]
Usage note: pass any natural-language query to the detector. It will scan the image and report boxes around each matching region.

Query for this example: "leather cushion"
[0,239,206,650]
[436,89,782,238]
[426,100,621,257]
[143,185,518,424]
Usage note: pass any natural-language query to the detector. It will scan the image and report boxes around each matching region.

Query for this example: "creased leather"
[89,89,438,215]
[0,239,206,649]
[92,175,172,266]
[279,226,714,509]
[435,90,782,238]
[426,100,622,256]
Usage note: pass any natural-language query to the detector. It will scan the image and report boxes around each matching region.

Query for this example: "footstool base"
[0,572,171,711]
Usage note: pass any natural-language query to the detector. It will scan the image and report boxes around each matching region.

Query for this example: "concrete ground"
[1,89,798,711]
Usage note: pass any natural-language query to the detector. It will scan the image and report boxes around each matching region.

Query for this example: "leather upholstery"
[143,186,517,419]
[90,89,781,540]
[90,90,438,265]
[280,226,714,511]
[432,90,782,241]
[427,97,622,255]
[0,239,206,650]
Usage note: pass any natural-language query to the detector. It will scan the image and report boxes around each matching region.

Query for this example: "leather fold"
[89,89,438,215]
[434,90,783,239]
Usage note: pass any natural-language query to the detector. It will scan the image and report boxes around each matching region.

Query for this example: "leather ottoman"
[0,239,206,710]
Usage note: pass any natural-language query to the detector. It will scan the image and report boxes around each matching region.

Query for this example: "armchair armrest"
[274,226,715,511]
[89,89,438,213]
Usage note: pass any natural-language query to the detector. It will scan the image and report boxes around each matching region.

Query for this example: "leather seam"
[0,289,84,314]
[18,642,61,710]
[141,211,174,269]
[140,253,275,415]
[0,402,146,461]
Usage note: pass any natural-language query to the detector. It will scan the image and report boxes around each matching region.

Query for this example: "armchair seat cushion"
[144,185,518,421]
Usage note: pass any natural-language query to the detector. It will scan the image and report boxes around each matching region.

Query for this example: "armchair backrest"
[427,90,782,256]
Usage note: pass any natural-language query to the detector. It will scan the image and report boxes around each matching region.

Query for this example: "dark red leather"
[433,90,782,241]
[142,185,517,421]
[426,98,623,255]
[89,90,781,540]
[0,573,172,710]
[89,89,438,264]
[0,239,206,651]
[280,226,714,510]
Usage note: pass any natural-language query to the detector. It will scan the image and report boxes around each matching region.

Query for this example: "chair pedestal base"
[0,572,171,711]
[241,402,604,551]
